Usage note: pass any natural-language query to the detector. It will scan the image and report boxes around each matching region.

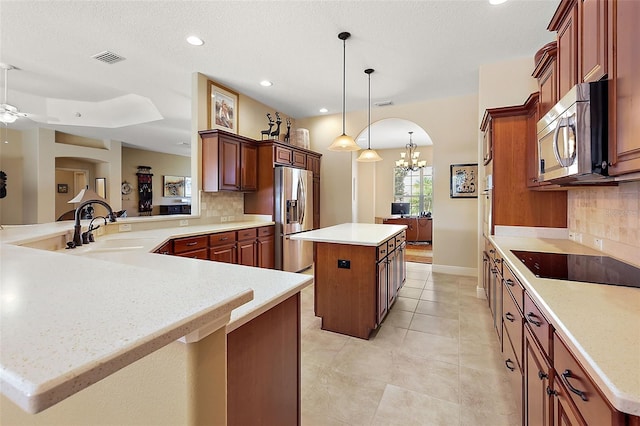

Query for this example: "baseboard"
[431,264,477,277]
[476,287,486,299]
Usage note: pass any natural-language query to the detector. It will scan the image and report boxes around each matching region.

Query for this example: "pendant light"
[357,68,382,162]
[328,32,361,152]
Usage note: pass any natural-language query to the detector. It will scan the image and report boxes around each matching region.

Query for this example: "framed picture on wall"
[208,80,238,133]
[163,175,185,197]
[450,163,478,198]
[57,183,68,193]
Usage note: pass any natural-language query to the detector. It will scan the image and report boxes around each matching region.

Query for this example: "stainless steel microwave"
[537,80,608,183]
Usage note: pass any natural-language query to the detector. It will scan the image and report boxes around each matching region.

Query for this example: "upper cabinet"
[549,0,578,99]
[607,0,640,176]
[545,0,639,177]
[532,41,558,118]
[200,129,258,192]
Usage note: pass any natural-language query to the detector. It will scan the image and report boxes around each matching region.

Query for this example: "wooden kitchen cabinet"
[257,225,275,269]
[524,326,552,426]
[200,129,257,192]
[578,0,608,83]
[533,42,558,119]
[209,231,237,264]
[550,0,579,100]
[607,0,640,176]
[481,93,567,233]
[173,235,208,255]
[237,228,257,267]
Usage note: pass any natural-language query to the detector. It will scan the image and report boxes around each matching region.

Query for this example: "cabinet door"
[553,377,587,426]
[387,250,397,307]
[538,54,558,119]
[313,177,320,229]
[240,142,258,191]
[377,258,388,324]
[557,2,578,98]
[307,154,320,177]
[607,0,640,175]
[525,328,552,426]
[237,240,257,267]
[579,0,607,83]
[502,328,524,424]
[292,150,306,168]
[274,145,292,165]
[210,244,237,264]
[219,138,241,191]
[257,235,275,269]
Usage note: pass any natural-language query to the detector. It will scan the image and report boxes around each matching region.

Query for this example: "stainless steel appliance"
[537,80,608,183]
[512,250,640,288]
[275,167,314,272]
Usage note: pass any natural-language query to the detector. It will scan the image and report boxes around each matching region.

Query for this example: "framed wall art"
[57,183,68,193]
[163,175,185,197]
[208,81,238,133]
[450,163,478,198]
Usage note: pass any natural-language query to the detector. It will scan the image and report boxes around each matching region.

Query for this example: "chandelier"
[395,131,427,171]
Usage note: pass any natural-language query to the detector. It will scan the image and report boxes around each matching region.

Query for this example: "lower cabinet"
[227,293,300,426]
[524,326,552,426]
[237,228,257,267]
[257,225,275,269]
[209,231,238,264]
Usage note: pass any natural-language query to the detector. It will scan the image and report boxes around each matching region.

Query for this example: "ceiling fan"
[1,63,29,124]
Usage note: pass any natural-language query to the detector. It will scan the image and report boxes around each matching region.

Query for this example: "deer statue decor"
[261,113,275,140]
[270,112,282,139]
[284,118,292,143]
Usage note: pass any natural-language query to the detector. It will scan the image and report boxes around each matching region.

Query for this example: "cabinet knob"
[538,371,548,380]
[546,386,558,397]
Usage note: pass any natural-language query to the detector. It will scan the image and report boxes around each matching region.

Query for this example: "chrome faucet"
[72,200,116,247]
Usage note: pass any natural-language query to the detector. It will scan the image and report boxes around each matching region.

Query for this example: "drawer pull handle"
[561,369,588,402]
[505,279,514,287]
[220,237,228,241]
[505,359,516,372]
[526,312,542,327]
[505,312,516,322]
[538,371,549,380]
[186,242,198,246]
[546,386,558,396]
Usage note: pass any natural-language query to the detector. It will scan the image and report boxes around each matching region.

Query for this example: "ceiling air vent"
[91,51,126,65]
[374,100,393,107]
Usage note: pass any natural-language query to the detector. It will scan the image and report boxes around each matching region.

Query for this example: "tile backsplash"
[568,181,640,266]
[200,191,244,219]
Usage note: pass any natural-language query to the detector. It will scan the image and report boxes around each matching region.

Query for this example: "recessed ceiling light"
[186,36,204,46]
[489,0,508,4]
[319,108,328,113]
[260,80,273,87]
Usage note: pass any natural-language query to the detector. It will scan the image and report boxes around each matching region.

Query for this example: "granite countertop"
[490,235,640,416]
[291,223,407,246]
[0,220,313,414]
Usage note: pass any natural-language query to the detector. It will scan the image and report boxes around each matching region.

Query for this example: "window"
[394,167,433,216]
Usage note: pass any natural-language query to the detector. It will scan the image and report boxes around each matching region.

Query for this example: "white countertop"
[0,220,312,414]
[290,223,407,246]
[490,235,640,416]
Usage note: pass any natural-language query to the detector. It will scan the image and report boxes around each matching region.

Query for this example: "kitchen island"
[0,219,312,425]
[291,223,407,339]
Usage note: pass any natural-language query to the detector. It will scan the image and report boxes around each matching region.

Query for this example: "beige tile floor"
[300,261,520,426]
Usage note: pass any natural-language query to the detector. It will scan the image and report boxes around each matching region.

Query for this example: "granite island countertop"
[290,222,407,246]
[0,220,313,414]
[489,235,640,416]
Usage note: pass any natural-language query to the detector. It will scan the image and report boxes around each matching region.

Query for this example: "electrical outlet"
[119,223,132,232]
[179,219,189,226]
[575,233,583,244]
[594,238,603,250]
[568,232,575,241]
[221,216,228,222]
[227,215,234,222]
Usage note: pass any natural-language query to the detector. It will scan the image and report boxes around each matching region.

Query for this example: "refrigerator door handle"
[298,176,305,226]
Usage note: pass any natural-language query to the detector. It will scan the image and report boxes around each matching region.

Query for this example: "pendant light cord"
[341,37,346,135]
[367,71,371,149]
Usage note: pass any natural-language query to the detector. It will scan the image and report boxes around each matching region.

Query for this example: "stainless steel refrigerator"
[275,166,314,272]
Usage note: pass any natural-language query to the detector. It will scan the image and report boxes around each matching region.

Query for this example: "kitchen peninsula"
[0,219,312,425]
[291,223,407,339]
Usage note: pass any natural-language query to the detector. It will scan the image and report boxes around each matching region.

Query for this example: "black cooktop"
[511,250,640,289]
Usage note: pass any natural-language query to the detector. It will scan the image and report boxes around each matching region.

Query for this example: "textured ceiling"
[0,0,558,155]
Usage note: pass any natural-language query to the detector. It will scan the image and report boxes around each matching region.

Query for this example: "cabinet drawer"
[175,247,208,260]
[395,231,406,247]
[387,238,396,252]
[237,228,257,241]
[173,235,208,254]
[503,264,524,313]
[554,334,622,426]
[377,242,388,260]
[257,225,274,237]
[502,282,523,368]
[209,231,237,246]
[524,292,553,359]
[155,241,173,255]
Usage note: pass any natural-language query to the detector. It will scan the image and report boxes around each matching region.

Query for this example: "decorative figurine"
[270,112,282,139]
[284,118,292,143]
[261,113,275,141]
